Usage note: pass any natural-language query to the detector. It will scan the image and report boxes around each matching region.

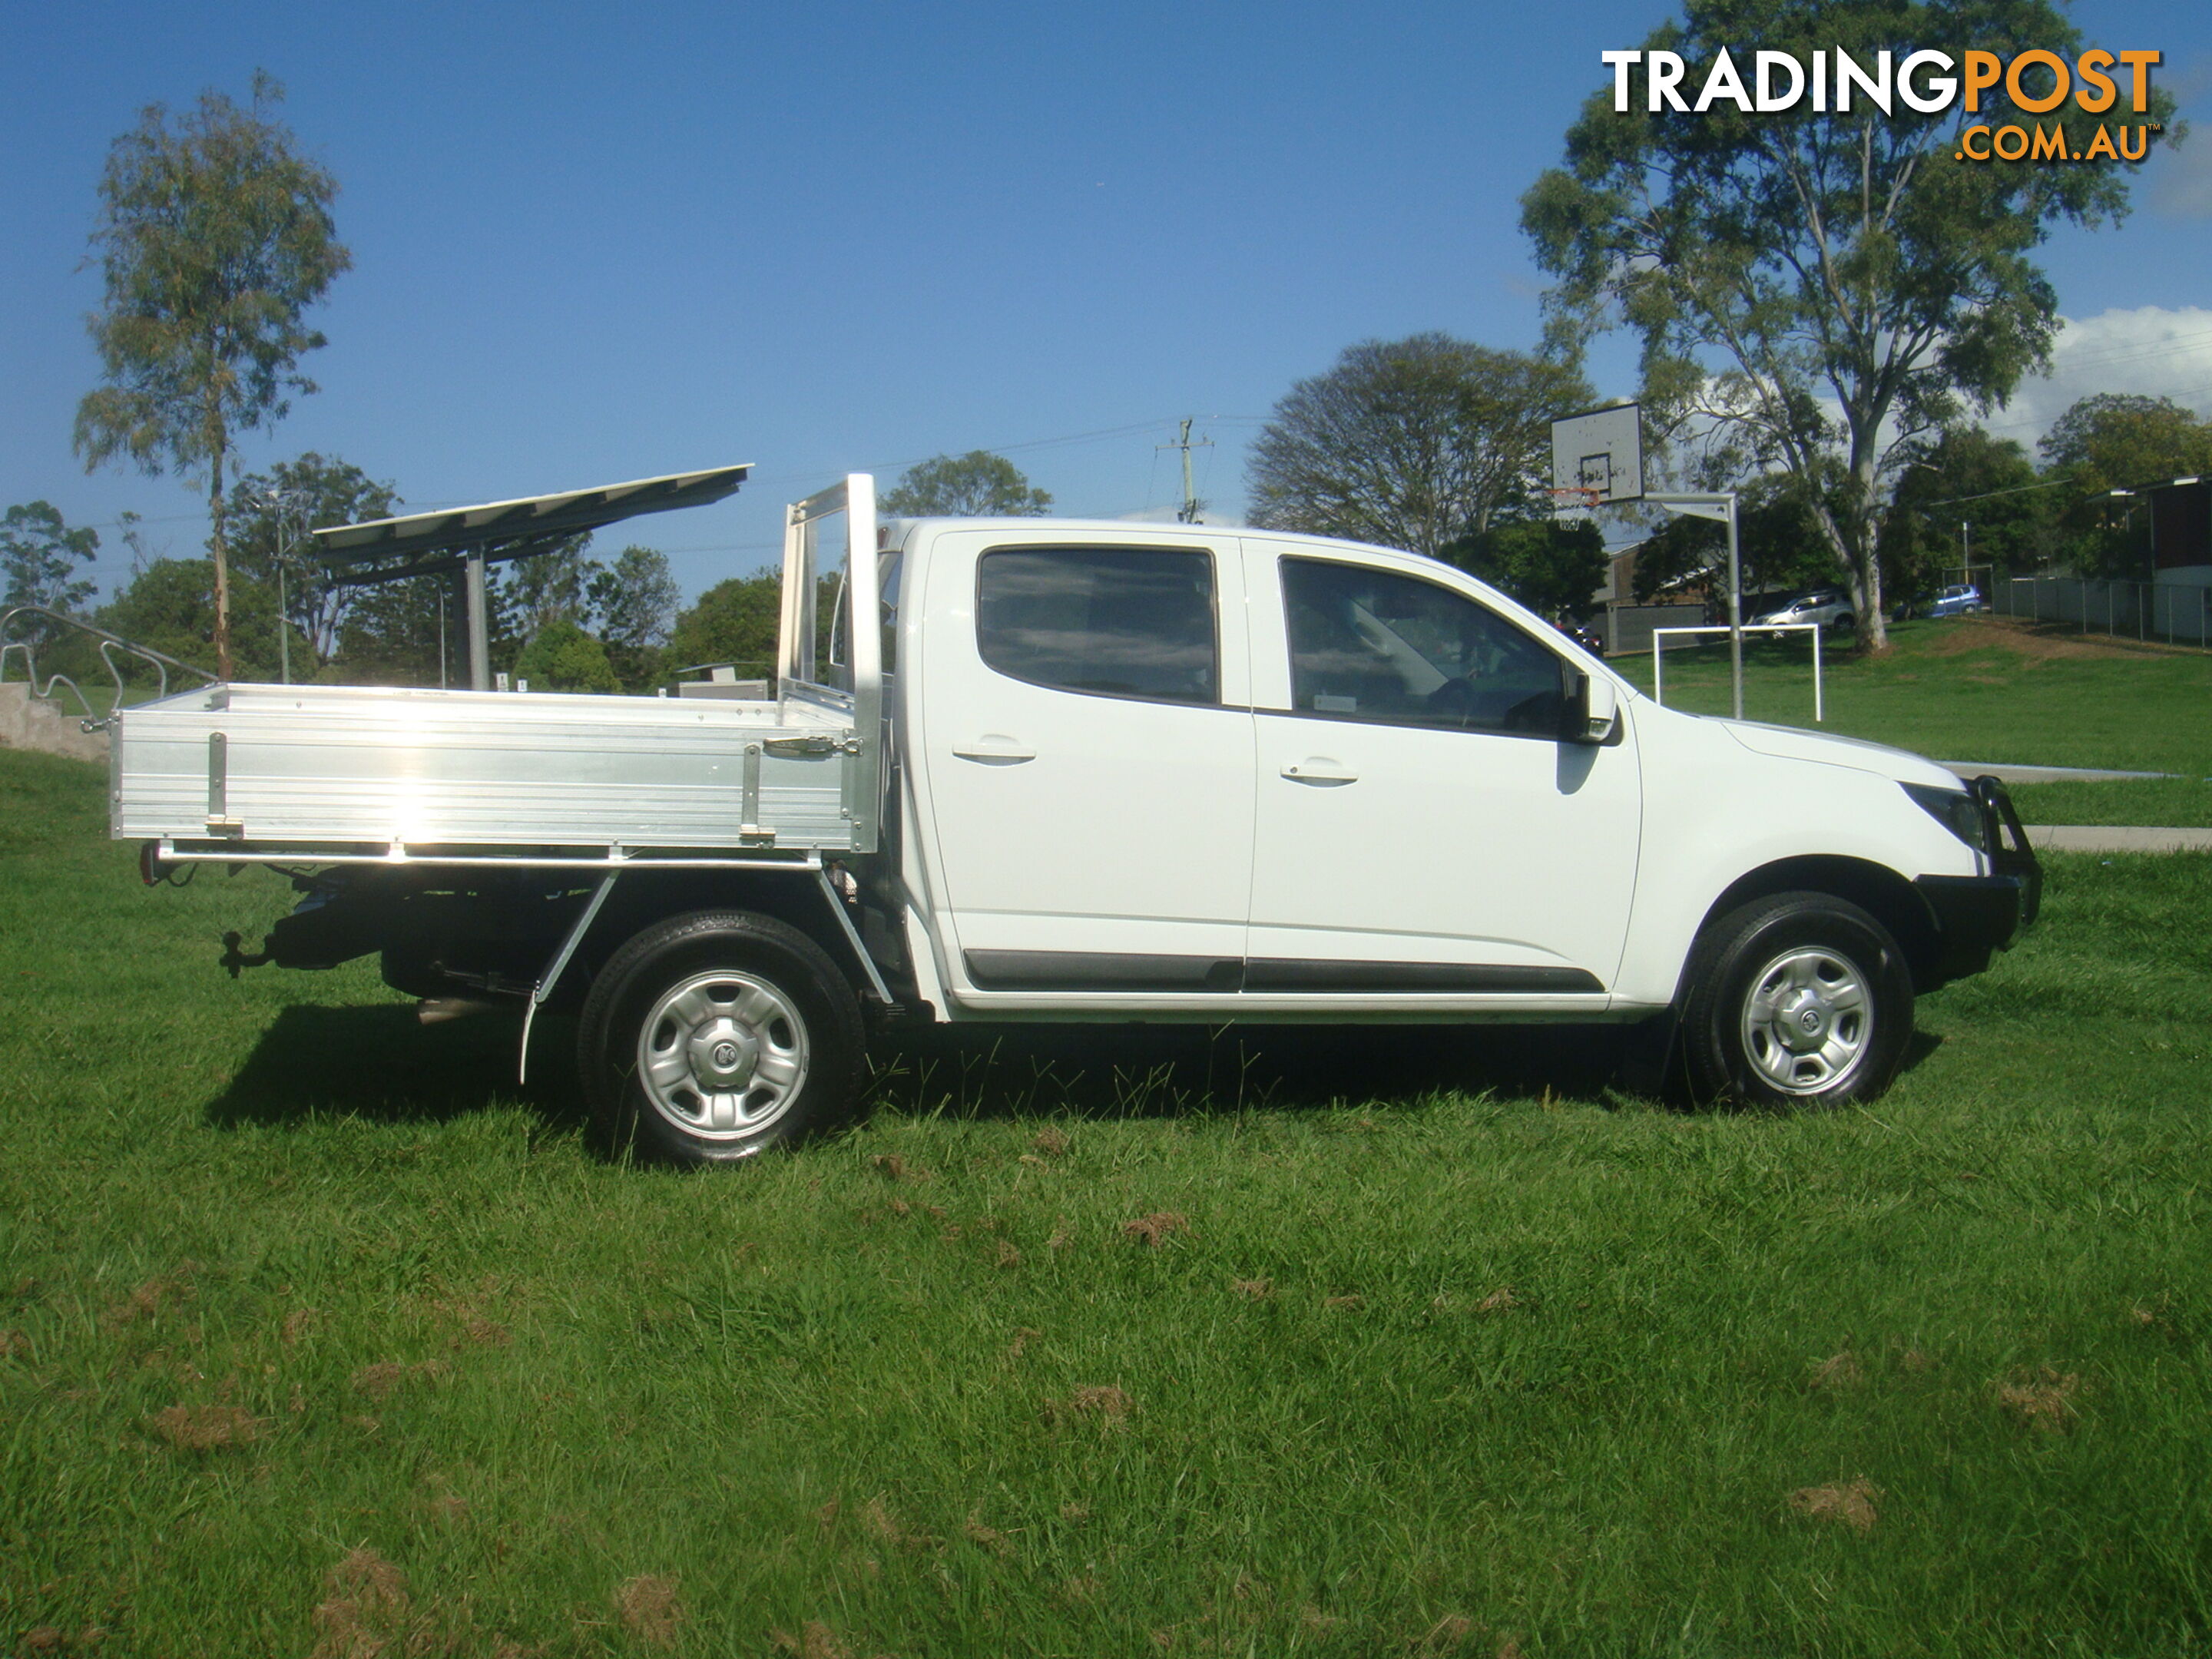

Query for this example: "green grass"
[5,745,2211,1656]
[1614,615,2212,825]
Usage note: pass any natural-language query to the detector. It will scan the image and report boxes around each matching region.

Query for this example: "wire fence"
[1991,576,2212,649]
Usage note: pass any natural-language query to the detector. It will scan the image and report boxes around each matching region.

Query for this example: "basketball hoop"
[1548,403,1644,517]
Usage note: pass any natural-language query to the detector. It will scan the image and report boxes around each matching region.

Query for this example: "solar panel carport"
[308,464,750,690]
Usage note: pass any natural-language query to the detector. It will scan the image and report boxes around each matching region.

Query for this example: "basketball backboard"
[1550,402,1644,508]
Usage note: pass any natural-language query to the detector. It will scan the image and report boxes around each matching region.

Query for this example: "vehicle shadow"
[204,1005,1934,1136]
[202,1003,1643,1132]
[863,1020,1651,1122]
[202,1002,586,1132]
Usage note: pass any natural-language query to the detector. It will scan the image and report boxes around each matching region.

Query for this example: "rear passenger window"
[977,547,1218,704]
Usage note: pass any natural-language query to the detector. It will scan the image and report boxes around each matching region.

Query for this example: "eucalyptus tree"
[75,71,350,678]
[1521,0,2178,646]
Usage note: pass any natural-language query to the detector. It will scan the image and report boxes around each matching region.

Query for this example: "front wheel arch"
[1677,855,1942,1000]
[1678,889,1915,1108]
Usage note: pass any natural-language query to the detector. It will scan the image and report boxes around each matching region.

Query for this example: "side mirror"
[1563,672,1620,744]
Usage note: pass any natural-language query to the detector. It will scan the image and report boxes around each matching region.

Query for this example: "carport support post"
[465,547,491,691]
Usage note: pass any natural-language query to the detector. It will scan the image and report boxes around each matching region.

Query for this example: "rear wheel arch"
[561,867,890,1008]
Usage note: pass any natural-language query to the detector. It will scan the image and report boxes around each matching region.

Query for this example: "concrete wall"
[0,683,110,764]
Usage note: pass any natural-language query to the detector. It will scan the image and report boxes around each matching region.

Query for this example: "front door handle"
[1281,759,1357,785]
[952,736,1036,764]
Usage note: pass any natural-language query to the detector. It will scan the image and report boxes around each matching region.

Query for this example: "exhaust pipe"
[417,997,502,1025]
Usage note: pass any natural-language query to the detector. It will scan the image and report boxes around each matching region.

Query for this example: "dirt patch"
[1031,1126,1071,1158]
[430,1279,514,1349]
[1997,1366,2082,1432]
[148,1403,266,1452]
[1786,1477,1879,1534]
[1121,1211,1188,1246]
[860,1496,937,1550]
[771,1625,852,1659]
[349,1359,449,1402]
[102,1262,198,1330]
[1913,614,2147,664]
[614,1575,684,1648]
[1477,1286,1519,1315]
[310,1548,412,1659]
[1231,1277,1273,1300]
[1044,1385,1133,1427]
[962,1512,1011,1555]
[1809,1351,1866,1390]
[869,1153,930,1182]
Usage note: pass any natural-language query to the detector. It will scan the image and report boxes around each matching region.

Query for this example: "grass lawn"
[4,742,2211,1656]
[1613,614,2212,826]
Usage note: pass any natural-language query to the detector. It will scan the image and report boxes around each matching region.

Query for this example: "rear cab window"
[976,545,1219,704]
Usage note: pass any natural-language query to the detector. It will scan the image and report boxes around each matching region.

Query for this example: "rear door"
[913,529,1256,996]
[1241,540,1640,998]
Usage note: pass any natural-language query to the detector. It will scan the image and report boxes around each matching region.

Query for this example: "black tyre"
[1680,892,1912,1108]
[577,910,864,1164]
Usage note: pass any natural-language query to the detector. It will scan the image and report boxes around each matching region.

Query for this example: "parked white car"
[113,475,2041,1163]
[1749,588,1856,634]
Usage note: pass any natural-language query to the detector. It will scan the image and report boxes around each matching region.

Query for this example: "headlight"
[1902,782,1988,853]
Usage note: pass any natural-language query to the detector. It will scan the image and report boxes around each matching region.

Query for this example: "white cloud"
[1985,305,2212,448]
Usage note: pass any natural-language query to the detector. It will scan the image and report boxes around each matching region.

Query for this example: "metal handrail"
[0,605,219,732]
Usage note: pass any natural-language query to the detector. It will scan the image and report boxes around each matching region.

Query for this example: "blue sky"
[4,0,2208,603]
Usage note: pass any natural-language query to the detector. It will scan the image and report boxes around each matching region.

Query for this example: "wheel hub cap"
[636,970,810,1138]
[1740,945,1873,1095]
[690,1022,760,1086]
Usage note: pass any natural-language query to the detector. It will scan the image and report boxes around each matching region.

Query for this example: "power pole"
[1157,419,1214,523]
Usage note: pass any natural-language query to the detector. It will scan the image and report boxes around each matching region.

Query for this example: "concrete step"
[0,682,109,763]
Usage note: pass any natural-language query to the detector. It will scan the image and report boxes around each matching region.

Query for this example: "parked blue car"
[1926,583,1983,618]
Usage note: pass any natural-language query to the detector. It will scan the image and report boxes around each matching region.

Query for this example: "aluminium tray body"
[111,682,862,855]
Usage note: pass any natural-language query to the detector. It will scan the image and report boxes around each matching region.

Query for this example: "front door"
[916,531,1256,995]
[1242,542,1640,998]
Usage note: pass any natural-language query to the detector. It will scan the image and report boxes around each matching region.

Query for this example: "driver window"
[1280,557,1569,736]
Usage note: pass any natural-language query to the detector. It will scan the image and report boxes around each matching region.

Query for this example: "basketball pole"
[1646,492,1744,721]
[1549,402,1758,710]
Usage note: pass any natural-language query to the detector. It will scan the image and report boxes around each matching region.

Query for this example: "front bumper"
[1914,776,2042,986]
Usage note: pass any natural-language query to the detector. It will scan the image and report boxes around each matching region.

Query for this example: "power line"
[1156,419,1215,523]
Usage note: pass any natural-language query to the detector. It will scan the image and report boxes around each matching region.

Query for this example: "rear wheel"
[578,910,864,1163]
[1680,892,1912,1107]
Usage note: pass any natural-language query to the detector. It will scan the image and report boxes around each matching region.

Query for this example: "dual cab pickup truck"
[113,474,2039,1163]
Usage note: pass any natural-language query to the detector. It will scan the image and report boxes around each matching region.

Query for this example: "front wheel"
[1679,892,1912,1108]
[578,910,865,1164]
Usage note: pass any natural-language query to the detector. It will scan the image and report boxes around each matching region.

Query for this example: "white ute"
[113,472,2041,1163]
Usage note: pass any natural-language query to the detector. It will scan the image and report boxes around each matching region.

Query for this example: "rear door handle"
[952,737,1036,764]
[1280,759,1357,785]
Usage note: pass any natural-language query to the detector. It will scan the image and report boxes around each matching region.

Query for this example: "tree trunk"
[1848,443,1889,651]
[208,431,231,680]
